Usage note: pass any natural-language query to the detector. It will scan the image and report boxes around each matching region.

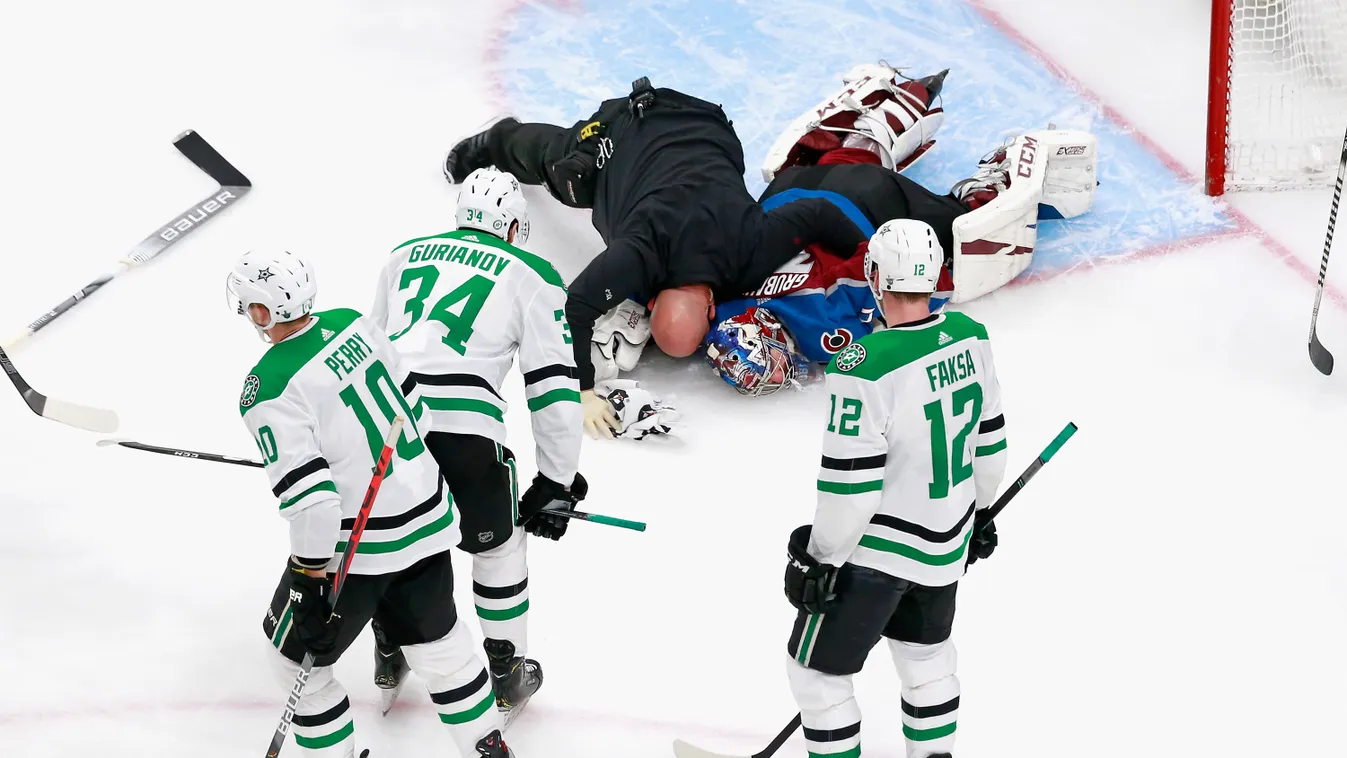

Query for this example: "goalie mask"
[456,167,530,245]
[704,307,807,396]
[225,249,318,343]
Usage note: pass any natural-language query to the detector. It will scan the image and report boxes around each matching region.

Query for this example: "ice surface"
[1,1,1345,757]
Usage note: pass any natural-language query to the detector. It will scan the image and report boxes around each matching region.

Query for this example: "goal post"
[1206,0,1347,195]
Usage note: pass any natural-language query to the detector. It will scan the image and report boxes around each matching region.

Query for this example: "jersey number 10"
[338,359,425,478]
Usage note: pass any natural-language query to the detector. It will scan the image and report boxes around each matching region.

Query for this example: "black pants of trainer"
[263,550,458,668]
[426,432,517,555]
[485,102,630,210]
[787,563,958,676]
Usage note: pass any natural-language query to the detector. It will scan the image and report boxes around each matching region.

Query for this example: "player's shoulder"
[455,230,567,293]
[825,311,988,381]
[238,309,362,417]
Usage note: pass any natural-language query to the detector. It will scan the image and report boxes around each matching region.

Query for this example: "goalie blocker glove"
[784,525,840,615]
[518,472,589,541]
[286,557,342,657]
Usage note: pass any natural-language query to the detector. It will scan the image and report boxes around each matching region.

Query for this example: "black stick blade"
[174,130,250,187]
[1311,332,1335,375]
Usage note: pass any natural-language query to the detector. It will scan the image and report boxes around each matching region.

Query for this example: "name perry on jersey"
[324,333,376,379]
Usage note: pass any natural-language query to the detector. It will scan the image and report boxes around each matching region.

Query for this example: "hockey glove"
[518,472,588,541]
[287,559,342,657]
[582,389,621,440]
[966,509,998,568]
[548,121,606,208]
[784,525,840,615]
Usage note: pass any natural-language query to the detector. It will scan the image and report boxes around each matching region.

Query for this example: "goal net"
[1207,0,1347,194]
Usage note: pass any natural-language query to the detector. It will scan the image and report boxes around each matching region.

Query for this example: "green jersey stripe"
[817,479,884,495]
[294,720,354,749]
[857,527,974,566]
[527,387,581,411]
[975,438,1007,456]
[421,396,505,422]
[334,508,455,555]
[279,480,337,510]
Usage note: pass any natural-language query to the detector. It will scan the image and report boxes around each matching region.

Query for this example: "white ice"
[1,1,1344,757]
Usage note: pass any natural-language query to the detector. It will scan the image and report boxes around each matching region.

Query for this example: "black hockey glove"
[517,472,588,541]
[548,122,606,208]
[784,525,840,615]
[966,509,998,568]
[287,560,342,657]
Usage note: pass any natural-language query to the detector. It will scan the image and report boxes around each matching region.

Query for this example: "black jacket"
[565,89,856,389]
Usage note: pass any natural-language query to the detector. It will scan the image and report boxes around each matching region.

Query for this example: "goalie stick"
[3,130,250,349]
[264,417,403,758]
[0,345,118,433]
[99,436,648,531]
[671,422,1079,758]
[1309,127,1347,376]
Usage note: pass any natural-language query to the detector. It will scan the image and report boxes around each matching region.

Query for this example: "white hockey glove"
[590,299,652,383]
[594,379,681,440]
[949,129,1097,303]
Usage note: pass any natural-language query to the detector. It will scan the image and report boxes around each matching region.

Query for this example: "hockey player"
[229,250,516,757]
[441,77,902,438]
[782,219,1009,758]
[369,167,587,719]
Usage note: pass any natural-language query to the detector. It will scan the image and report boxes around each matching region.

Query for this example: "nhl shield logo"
[240,375,261,407]
[835,344,866,372]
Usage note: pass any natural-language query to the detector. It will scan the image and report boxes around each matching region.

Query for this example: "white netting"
[1225,0,1347,189]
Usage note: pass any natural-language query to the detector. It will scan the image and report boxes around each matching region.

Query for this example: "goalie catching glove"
[518,472,589,541]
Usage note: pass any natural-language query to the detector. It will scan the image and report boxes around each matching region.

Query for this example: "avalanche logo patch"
[835,344,866,372]
[239,375,261,407]
[821,328,854,354]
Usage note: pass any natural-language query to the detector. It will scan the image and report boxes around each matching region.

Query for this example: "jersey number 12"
[923,384,983,499]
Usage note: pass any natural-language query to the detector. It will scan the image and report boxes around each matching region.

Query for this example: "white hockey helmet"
[456,167,530,245]
[864,219,943,304]
[225,249,318,342]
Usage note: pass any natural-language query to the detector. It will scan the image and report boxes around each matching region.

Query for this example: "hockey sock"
[403,620,504,755]
[472,529,530,652]
[890,638,960,758]
[786,657,862,758]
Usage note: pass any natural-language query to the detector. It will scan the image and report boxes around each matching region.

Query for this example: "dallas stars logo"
[239,375,261,407]
[835,344,866,372]
[256,267,275,282]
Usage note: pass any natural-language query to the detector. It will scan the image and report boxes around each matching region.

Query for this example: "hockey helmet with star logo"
[704,307,808,396]
[225,249,318,343]
[456,167,530,245]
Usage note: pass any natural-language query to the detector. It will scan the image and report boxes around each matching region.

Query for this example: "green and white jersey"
[811,311,1008,588]
[239,308,458,576]
[371,229,581,486]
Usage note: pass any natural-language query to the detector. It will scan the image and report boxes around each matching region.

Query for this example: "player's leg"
[376,550,514,756]
[430,432,540,710]
[261,564,385,757]
[785,563,905,758]
[884,581,960,758]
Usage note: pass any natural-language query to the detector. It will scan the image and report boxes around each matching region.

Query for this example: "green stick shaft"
[558,509,647,532]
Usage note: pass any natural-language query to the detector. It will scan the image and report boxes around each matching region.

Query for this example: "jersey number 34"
[389,266,495,355]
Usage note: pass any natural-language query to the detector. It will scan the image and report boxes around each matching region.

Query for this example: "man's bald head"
[650,284,715,357]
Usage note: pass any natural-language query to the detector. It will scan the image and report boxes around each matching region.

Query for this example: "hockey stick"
[1309,127,1347,376]
[3,130,250,350]
[97,435,647,531]
[0,345,118,433]
[265,417,404,758]
[671,422,1078,758]
[96,438,263,468]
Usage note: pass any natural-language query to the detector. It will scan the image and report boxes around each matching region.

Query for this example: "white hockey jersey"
[810,311,1008,587]
[370,229,581,486]
[239,308,458,576]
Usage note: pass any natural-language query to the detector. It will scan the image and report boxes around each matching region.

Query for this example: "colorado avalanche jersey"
[809,311,1007,587]
[370,229,581,486]
[239,309,458,576]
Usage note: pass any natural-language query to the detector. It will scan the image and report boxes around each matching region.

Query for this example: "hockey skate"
[443,115,516,185]
[484,639,543,728]
[475,729,516,758]
[374,644,410,715]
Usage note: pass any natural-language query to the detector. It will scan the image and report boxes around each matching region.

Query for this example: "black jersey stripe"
[291,696,350,727]
[979,414,1005,433]
[272,457,330,498]
[870,501,975,543]
[902,695,960,719]
[802,722,861,742]
[820,453,887,471]
[340,478,444,532]
[430,667,490,705]
[401,372,503,401]
[473,578,529,599]
[523,364,578,386]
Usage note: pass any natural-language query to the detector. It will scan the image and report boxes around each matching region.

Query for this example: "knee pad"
[401,618,484,694]
[889,637,957,689]
[786,655,856,714]
[267,649,346,716]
